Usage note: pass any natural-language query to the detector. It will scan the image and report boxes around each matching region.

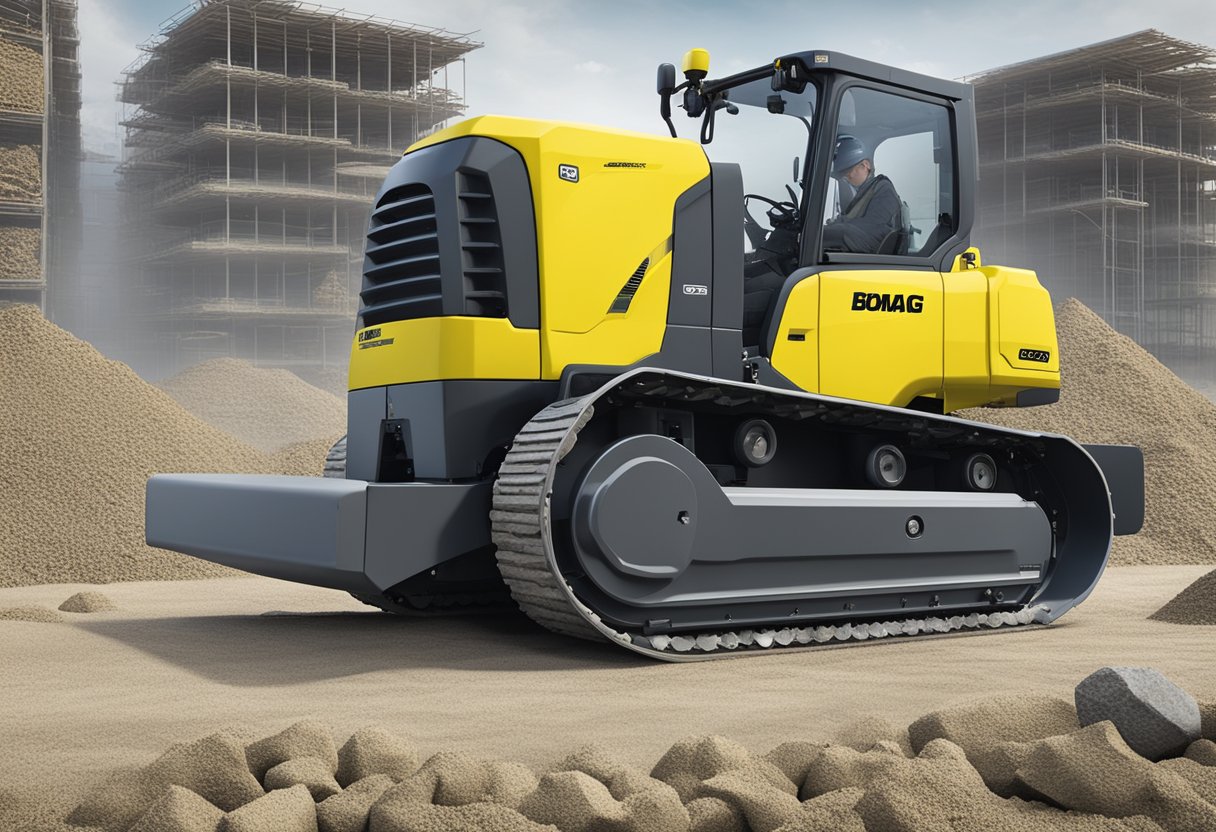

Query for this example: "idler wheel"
[963,452,998,491]
[734,418,777,468]
[573,449,698,579]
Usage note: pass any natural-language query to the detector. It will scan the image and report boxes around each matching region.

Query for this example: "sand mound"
[58,591,117,613]
[0,605,62,623]
[0,304,331,588]
[960,298,1216,566]
[1151,568,1216,624]
[158,357,345,453]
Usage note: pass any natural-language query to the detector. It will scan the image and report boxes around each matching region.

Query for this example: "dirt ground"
[1,564,1211,827]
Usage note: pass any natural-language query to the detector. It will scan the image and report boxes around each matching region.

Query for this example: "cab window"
[822,86,955,259]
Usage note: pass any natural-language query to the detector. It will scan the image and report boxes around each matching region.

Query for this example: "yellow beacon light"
[681,48,710,81]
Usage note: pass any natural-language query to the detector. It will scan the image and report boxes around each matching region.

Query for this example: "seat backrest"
[877,201,913,255]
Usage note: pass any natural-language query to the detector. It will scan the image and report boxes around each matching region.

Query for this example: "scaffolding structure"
[0,0,81,311]
[967,30,1216,356]
[118,0,479,379]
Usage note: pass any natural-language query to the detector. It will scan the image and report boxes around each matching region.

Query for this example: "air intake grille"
[360,183,441,327]
[458,171,507,317]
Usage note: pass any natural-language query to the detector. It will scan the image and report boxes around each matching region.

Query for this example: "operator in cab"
[822,135,902,254]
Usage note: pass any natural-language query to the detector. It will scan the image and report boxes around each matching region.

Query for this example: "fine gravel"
[56,697,1216,832]
[0,37,44,113]
[960,298,1216,566]
[157,357,346,453]
[1152,568,1216,624]
[0,224,40,278]
[0,141,41,203]
[0,304,336,588]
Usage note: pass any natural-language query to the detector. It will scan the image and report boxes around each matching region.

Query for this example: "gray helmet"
[832,135,868,177]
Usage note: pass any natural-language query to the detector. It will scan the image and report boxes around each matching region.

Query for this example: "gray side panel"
[656,325,713,375]
[145,474,374,593]
[347,387,387,482]
[712,328,744,382]
[386,380,558,480]
[667,178,713,327]
[710,163,744,331]
[364,481,493,590]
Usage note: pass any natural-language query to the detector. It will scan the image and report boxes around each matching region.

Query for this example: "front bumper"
[145,474,491,593]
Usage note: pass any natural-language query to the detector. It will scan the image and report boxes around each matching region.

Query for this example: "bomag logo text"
[851,291,924,313]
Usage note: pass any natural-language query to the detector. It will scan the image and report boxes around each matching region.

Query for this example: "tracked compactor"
[147,49,1144,660]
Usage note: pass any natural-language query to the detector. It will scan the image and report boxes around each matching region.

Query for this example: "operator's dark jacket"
[822,174,901,253]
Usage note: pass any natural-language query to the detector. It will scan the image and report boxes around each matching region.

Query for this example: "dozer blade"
[492,368,1134,661]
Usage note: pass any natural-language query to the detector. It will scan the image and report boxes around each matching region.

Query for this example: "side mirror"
[657,63,676,96]
[657,63,678,138]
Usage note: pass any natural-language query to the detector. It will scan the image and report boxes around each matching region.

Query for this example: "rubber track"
[491,389,1051,662]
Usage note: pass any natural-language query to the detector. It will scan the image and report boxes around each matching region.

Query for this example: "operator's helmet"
[832,134,868,177]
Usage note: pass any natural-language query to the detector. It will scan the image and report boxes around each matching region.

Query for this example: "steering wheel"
[744,193,799,227]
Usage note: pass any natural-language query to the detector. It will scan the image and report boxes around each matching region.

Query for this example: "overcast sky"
[80,0,1216,153]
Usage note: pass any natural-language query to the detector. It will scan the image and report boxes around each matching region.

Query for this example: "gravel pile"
[158,357,345,453]
[0,224,40,278]
[0,141,41,202]
[960,298,1216,566]
[1152,568,1216,625]
[0,37,44,113]
[0,304,331,588]
[62,679,1216,832]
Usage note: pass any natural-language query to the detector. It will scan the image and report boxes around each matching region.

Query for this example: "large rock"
[369,801,557,832]
[651,736,795,803]
[378,751,537,809]
[1075,667,1201,760]
[265,757,342,801]
[550,744,676,802]
[246,722,338,782]
[219,784,317,832]
[335,727,419,787]
[519,769,689,832]
[316,775,395,832]
[129,786,223,832]
[1010,721,1216,831]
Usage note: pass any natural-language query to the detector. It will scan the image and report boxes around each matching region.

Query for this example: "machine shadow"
[76,609,645,685]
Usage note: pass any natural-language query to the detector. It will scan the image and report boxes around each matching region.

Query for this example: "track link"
[491,382,1060,662]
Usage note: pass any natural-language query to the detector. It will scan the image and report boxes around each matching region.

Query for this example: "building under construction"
[0,0,81,312]
[119,0,478,382]
[968,30,1216,360]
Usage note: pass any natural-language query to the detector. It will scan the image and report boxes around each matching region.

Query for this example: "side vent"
[608,258,650,314]
[361,183,441,327]
[458,171,508,317]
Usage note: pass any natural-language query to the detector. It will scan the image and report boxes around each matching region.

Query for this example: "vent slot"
[361,183,442,327]
[458,171,507,318]
[608,258,650,314]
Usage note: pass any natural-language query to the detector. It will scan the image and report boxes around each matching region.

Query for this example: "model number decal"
[1018,348,1051,363]
[358,328,382,342]
[683,284,708,296]
[850,291,924,313]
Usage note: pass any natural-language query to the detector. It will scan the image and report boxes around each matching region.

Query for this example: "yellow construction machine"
[147,48,1143,660]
